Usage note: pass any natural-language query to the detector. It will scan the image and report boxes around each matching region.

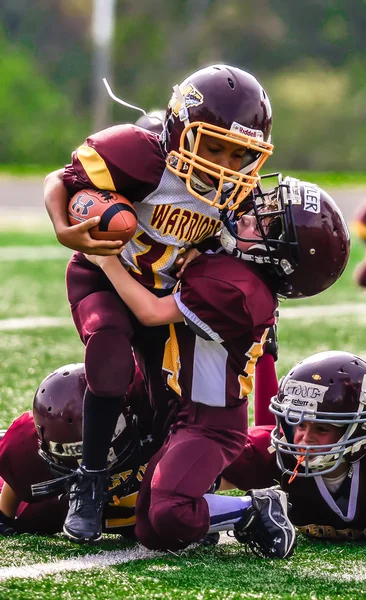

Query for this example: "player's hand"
[56,217,124,256]
[0,511,17,536]
[175,248,201,278]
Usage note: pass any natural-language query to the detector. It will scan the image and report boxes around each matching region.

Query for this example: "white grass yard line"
[1,303,366,331]
[0,317,72,330]
[279,302,366,320]
[0,546,164,581]
[0,535,232,582]
[301,562,366,582]
[0,246,71,261]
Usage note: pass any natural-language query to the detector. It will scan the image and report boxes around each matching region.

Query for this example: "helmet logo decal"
[312,374,322,380]
[283,177,302,205]
[282,378,329,410]
[303,183,321,214]
[230,122,263,140]
[49,440,82,457]
[169,83,204,116]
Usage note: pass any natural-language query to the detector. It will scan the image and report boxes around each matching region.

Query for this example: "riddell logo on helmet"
[170,84,204,116]
[230,122,264,140]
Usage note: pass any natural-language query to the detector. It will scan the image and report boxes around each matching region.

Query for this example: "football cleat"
[199,532,221,546]
[233,486,296,559]
[63,466,107,544]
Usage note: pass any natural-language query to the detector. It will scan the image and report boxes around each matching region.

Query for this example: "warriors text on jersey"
[164,253,277,408]
[63,125,222,290]
[222,425,366,540]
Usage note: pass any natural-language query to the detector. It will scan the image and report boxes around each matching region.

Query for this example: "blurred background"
[0,0,365,172]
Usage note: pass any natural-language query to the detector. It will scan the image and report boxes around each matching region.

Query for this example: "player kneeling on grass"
[220,350,366,542]
[81,175,349,558]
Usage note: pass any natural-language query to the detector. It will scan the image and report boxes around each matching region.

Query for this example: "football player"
[0,363,153,537]
[84,175,349,555]
[220,350,366,542]
[43,65,274,544]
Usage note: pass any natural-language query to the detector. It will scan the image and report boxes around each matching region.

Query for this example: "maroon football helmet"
[220,173,350,298]
[135,110,165,135]
[33,363,137,474]
[162,64,273,210]
[270,351,366,477]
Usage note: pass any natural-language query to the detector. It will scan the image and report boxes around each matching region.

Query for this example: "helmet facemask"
[270,355,366,479]
[220,172,350,298]
[166,120,273,210]
[220,173,298,274]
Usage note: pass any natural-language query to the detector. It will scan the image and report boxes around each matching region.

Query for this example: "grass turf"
[0,217,366,597]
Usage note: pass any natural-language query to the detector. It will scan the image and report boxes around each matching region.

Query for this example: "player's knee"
[149,499,207,548]
[85,329,135,397]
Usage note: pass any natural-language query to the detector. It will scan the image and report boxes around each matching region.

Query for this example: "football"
[68,188,138,243]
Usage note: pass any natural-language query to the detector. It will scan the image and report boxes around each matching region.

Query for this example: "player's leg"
[64,254,136,543]
[137,406,295,558]
[136,402,248,551]
[133,321,173,450]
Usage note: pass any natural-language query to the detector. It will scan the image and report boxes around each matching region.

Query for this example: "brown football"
[68,189,138,243]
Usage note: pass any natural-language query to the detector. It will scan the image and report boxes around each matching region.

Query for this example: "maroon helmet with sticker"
[220,174,350,298]
[270,351,366,477]
[33,363,138,474]
[162,64,273,210]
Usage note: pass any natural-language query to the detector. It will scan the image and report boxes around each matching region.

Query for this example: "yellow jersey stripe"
[105,516,136,528]
[77,145,116,191]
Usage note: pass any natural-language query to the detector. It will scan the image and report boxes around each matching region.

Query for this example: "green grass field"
[0,217,366,598]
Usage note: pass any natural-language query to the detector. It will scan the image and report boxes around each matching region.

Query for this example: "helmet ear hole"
[167,116,174,135]
[228,78,235,89]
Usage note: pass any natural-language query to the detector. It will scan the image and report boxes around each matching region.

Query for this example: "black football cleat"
[63,466,107,544]
[233,486,296,559]
[199,532,221,546]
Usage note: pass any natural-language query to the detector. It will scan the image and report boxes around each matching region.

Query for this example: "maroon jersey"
[0,411,51,502]
[63,125,222,290]
[0,412,148,534]
[163,253,277,408]
[223,425,366,541]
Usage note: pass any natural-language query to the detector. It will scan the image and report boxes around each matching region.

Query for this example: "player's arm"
[87,255,184,326]
[44,169,123,256]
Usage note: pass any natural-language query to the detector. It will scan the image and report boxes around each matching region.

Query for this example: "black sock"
[82,389,123,471]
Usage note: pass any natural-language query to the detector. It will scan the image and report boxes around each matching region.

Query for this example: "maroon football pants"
[66,252,172,437]
[135,400,248,551]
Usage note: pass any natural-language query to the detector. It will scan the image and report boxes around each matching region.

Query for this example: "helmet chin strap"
[172,84,213,193]
[220,225,276,264]
[103,78,147,116]
[190,171,215,194]
[172,84,195,151]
